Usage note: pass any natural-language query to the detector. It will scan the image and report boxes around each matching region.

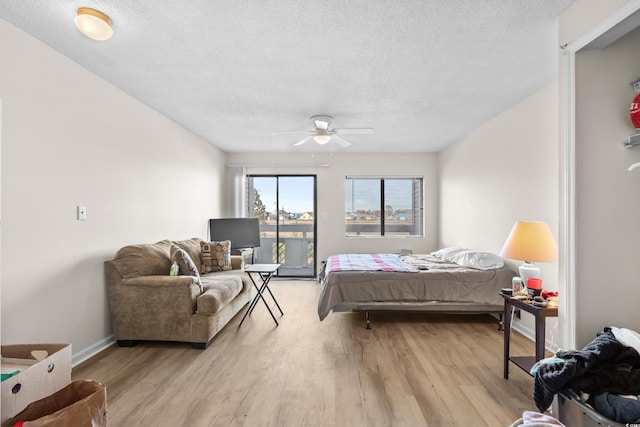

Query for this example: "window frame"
[345,176,424,238]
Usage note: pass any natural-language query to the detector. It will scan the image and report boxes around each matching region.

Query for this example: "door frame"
[247,174,318,278]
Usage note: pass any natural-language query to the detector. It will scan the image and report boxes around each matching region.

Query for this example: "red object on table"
[631,92,640,129]
[527,278,542,290]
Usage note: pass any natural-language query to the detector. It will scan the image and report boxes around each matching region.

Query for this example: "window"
[345,177,423,237]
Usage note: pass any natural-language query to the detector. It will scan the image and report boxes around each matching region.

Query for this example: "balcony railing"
[254,223,314,276]
[253,221,420,277]
[345,222,419,236]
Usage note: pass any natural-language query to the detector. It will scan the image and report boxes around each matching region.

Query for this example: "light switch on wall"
[77,206,87,220]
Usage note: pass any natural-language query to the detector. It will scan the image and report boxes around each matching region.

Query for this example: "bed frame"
[330,302,504,329]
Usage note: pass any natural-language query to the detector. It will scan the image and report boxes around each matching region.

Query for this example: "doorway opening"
[246,175,317,278]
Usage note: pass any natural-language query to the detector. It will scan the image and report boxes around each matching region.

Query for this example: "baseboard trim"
[72,335,116,367]
[512,322,560,354]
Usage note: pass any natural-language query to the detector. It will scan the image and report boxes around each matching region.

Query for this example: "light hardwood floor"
[73,279,541,426]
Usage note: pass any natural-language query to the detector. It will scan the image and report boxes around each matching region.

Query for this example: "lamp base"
[519,262,541,289]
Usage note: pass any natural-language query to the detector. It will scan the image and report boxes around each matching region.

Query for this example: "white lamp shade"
[75,8,113,41]
[313,134,332,145]
[499,221,557,263]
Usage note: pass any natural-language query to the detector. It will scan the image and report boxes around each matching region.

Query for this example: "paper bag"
[1,380,106,427]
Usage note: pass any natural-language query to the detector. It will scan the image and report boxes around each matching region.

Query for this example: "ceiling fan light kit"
[313,133,332,145]
[280,115,374,148]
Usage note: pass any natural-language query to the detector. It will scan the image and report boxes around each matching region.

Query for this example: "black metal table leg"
[238,265,283,328]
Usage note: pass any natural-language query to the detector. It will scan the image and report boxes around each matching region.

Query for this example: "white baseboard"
[72,335,116,367]
[512,322,561,354]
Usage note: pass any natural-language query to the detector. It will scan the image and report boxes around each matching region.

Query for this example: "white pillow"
[431,247,466,259]
[447,250,504,270]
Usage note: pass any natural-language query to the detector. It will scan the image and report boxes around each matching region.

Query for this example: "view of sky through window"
[252,176,314,214]
[251,176,417,216]
[346,179,414,212]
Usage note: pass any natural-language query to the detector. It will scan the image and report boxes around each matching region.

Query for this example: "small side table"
[502,294,558,379]
[238,264,283,327]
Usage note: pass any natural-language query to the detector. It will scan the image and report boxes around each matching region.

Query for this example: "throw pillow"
[200,240,232,273]
[170,244,200,278]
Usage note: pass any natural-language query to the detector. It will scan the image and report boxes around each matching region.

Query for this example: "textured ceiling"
[0,0,574,153]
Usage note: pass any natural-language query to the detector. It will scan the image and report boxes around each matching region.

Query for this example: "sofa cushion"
[172,238,203,274]
[112,240,173,279]
[170,245,200,278]
[200,240,232,273]
[197,275,243,315]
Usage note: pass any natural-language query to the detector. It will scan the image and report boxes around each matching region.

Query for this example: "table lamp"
[499,221,557,286]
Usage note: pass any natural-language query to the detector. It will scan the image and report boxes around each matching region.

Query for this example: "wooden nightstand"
[501,294,558,379]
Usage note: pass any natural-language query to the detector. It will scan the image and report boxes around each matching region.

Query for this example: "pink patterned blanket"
[326,253,419,273]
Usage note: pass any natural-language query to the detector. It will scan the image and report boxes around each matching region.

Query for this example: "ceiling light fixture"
[75,7,113,41]
[313,133,332,145]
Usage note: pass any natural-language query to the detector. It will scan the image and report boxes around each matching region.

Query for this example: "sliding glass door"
[246,175,316,278]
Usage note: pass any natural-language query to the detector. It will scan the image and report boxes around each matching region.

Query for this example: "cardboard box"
[1,344,71,424]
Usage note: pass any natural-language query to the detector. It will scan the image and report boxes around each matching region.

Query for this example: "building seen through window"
[345,177,424,237]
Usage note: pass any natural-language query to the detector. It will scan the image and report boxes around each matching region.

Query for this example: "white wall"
[0,19,227,360]
[439,81,559,278]
[573,27,640,346]
[1,98,3,348]
[226,152,439,268]
[559,0,631,44]
[439,81,560,343]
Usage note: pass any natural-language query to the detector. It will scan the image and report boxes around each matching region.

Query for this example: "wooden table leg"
[535,312,546,362]
[503,299,511,379]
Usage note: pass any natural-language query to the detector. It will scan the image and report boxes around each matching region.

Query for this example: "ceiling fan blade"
[333,128,374,134]
[330,134,352,147]
[293,136,314,147]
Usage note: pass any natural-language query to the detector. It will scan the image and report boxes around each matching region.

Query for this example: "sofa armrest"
[114,275,201,311]
[107,274,202,340]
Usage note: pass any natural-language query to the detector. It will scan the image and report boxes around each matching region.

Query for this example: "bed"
[317,249,515,328]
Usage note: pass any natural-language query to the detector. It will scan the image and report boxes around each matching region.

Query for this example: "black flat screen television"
[209,218,261,251]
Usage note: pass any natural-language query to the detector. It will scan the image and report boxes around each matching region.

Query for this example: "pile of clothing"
[533,327,640,423]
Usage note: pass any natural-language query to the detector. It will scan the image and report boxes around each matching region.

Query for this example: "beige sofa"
[104,238,252,349]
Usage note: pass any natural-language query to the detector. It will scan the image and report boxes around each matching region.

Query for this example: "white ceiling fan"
[275,115,374,147]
